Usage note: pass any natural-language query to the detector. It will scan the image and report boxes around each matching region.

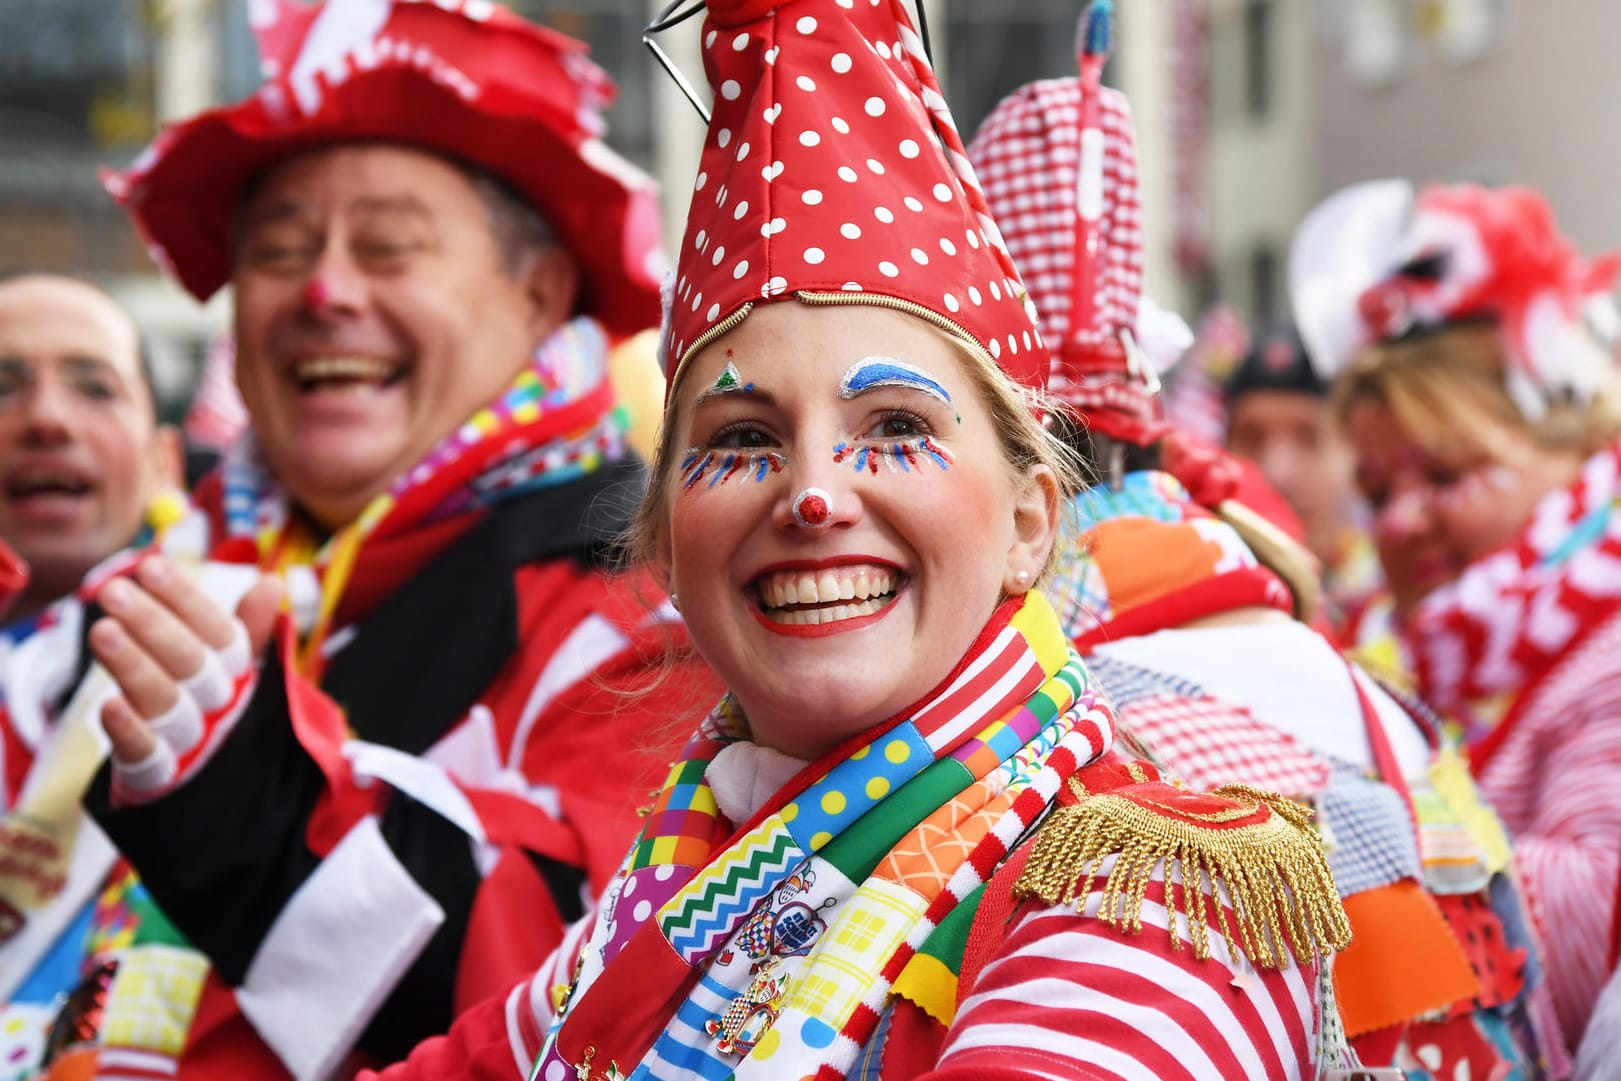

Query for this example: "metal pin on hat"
[793,487,833,529]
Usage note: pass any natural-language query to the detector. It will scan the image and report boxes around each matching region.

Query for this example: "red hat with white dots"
[664,0,1048,394]
[969,1,1175,445]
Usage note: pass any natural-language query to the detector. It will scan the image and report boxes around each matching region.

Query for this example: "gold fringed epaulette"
[1013,760,1352,969]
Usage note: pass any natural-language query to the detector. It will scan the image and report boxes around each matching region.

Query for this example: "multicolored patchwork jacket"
[364,753,1351,1080]
[1087,628,1570,1080]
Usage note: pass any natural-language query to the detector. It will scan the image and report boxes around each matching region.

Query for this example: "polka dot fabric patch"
[668,0,1048,391]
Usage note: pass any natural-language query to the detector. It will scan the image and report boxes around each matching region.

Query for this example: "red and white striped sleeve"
[925,878,1319,1081]
[1485,664,1621,1044]
[363,914,594,1081]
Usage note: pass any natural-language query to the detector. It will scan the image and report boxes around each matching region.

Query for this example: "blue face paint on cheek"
[838,357,953,407]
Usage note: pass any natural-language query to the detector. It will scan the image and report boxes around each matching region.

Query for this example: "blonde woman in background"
[1295,179,1621,1048]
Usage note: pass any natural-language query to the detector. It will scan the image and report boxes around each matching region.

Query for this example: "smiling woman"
[367,2,1350,1080]
[646,301,1062,760]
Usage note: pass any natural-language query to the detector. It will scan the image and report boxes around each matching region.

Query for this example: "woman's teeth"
[755,566,898,626]
[768,595,892,626]
[757,567,895,608]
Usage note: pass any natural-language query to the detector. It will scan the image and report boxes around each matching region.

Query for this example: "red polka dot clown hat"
[103,0,665,339]
[662,0,1049,394]
[967,0,1188,445]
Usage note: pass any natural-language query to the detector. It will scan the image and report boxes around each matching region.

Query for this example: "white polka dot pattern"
[665,0,1047,393]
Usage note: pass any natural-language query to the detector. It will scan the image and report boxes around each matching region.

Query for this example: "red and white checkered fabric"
[1122,692,1333,799]
[970,78,1141,352]
[667,0,1048,393]
[969,76,1143,406]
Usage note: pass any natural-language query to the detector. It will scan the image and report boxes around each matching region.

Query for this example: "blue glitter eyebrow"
[838,357,953,406]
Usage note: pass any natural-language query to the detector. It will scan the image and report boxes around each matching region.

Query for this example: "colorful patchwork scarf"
[529,591,1116,1081]
[214,317,628,675]
[1046,470,1294,648]
[1404,436,1621,758]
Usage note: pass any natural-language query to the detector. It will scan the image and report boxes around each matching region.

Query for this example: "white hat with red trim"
[104,0,666,339]
[661,0,1048,393]
[1290,179,1621,419]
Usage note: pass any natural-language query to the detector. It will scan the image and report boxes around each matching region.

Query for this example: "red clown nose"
[793,487,832,528]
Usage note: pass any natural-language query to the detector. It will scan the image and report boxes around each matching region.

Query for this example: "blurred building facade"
[1,0,1618,416]
[1312,0,1621,257]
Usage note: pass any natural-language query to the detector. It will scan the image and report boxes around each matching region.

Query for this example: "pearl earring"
[1015,570,1031,586]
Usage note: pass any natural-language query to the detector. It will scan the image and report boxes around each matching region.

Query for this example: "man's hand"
[89,556,283,789]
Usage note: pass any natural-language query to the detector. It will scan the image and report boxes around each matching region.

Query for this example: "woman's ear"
[1003,463,1061,594]
[652,521,676,598]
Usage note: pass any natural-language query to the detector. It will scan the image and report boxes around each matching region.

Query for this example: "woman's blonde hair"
[1333,323,1621,463]
[624,308,1085,578]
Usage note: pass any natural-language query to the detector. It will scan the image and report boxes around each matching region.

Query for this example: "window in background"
[1242,0,1273,121]
[1250,241,1279,322]
[0,0,159,275]
[941,0,1121,146]
[507,0,657,174]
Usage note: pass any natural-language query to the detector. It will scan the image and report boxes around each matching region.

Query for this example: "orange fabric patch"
[1334,879,1482,1036]
[878,784,1010,893]
[1087,518,1228,614]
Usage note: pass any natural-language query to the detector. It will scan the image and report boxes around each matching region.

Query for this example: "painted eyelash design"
[832,437,954,474]
[680,447,788,489]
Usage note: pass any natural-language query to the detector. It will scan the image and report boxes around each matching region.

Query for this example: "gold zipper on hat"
[674,290,1010,381]
[794,290,997,369]
[674,301,755,384]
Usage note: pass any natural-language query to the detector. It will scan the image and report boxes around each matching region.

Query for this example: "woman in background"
[1295,178,1621,1046]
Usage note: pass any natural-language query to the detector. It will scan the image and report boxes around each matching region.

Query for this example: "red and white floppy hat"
[1290,179,1621,419]
[967,0,1188,446]
[663,0,1048,393]
[104,0,666,340]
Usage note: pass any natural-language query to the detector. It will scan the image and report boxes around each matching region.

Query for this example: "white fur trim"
[113,737,180,797]
[707,742,809,825]
[179,648,233,715]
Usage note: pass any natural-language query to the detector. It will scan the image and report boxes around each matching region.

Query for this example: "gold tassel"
[1013,779,1352,969]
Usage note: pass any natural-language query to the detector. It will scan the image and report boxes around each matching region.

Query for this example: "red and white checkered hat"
[969,4,1171,443]
[664,0,1048,393]
[103,0,666,339]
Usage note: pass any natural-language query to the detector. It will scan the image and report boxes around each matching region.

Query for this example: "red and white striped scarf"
[1404,437,1621,762]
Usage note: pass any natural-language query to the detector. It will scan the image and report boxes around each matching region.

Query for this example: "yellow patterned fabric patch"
[101,945,210,1057]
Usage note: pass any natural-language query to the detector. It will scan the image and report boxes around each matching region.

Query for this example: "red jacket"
[84,461,715,1080]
